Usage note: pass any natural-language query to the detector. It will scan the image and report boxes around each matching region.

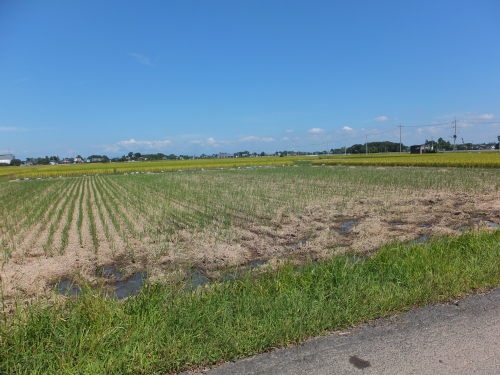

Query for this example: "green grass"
[1,230,499,374]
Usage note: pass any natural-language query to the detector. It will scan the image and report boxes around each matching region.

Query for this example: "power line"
[287,119,498,151]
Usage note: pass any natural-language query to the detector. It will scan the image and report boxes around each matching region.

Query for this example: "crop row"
[1,165,499,268]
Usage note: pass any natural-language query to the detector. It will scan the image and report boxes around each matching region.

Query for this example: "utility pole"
[453,119,457,151]
[365,135,368,155]
[398,124,403,153]
[344,145,347,155]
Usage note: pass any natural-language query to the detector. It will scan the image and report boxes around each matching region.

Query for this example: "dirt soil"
[1,188,499,301]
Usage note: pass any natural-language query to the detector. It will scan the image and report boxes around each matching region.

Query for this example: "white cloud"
[239,136,275,143]
[374,116,389,122]
[190,137,223,147]
[478,113,494,120]
[240,136,259,142]
[308,128,325,134]
[0,126,21,132]
[342,126,353,131]
[285,129,294,133]
[128,52,153,66]
[417,126,441,135]
[115,138,172,149]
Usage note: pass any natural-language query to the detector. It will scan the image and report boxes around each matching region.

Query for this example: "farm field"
[313,150,500,167]
[0,156,302,179]
[0,151,499,180]
[1,165,499,299]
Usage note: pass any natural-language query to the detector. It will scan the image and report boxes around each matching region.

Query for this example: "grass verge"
[1,230,499,374]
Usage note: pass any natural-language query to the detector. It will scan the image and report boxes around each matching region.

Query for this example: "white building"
[0,154,14,165]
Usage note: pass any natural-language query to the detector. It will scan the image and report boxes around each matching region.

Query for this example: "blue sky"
[1,0,500,158]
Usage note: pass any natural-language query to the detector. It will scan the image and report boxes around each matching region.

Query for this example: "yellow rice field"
[0,152,498,179]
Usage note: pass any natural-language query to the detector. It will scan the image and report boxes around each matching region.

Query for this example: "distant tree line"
[329,141,407,154]
[8,137,500,167]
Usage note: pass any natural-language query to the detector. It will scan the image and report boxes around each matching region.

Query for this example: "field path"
[199,289,500,375]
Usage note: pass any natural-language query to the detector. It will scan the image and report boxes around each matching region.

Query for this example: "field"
[1,164,500,374]
[0,157,300,179]
[0,151,499,180]
[1,165,499,299]
[314,151,500,167]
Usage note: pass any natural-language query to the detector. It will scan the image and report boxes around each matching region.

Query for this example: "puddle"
[110,272,148,299]
[418,223,432,228]
[484,221,500,228]
[473,218,500,228]
[97,265,124,279]
[54,272,148,300]
[390,221,405,226]
[406,235,429,246]
[185,270,210,290]
[335,221,358,234]
[54,279,82,297]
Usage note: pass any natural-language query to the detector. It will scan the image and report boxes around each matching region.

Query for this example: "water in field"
[390,221,405,226]
[485,221,500,228]
[98,265,124,279]
[335,221,359,234]
[473,217,500,228]
[54,279,82,296]
[406,235,429,246]
[110,272,148,299]
[185,270,210,290]
[54,271,148,299]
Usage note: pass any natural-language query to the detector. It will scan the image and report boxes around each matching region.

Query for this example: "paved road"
[196,288,500,375]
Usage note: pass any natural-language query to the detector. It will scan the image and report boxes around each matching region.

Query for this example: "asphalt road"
[192,288,500,375]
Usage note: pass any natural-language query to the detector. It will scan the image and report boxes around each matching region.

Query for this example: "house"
[0,154,15,165]
[60,158,74,164]
[217,153,233,159]
[410,144,434,154]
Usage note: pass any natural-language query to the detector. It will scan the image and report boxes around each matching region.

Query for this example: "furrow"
[13,180,78,259]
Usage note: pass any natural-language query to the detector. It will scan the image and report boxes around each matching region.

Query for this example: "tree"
[436,137,452,151]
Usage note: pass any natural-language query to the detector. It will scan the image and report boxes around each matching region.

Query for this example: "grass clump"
[1,230,499,374]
